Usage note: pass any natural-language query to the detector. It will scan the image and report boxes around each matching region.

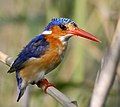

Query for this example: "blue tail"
[16,72,22,90]
[16,72,26,102]
[17,87,26,102]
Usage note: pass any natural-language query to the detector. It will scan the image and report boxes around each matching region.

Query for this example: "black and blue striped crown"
[44,18,74,30]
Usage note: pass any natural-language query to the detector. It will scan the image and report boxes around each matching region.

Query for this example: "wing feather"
[8,35,49,73]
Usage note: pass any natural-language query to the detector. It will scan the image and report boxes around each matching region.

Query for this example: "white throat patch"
[59,34,72,42]
[59,34,72,45]
[42,30,52,35]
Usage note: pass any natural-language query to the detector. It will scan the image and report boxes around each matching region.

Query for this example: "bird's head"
[42,18,100,43]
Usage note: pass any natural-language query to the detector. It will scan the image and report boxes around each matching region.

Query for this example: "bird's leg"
[36,78,54,93]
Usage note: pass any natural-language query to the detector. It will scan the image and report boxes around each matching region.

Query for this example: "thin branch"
[0,51,78,107]
[89,17,120,107]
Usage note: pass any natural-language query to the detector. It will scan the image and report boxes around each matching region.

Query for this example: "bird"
[7,18,100,102]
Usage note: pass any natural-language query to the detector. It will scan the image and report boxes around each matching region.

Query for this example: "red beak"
[67,28,101,42]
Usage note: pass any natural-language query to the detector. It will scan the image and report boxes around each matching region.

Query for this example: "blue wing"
[8,34,49,73]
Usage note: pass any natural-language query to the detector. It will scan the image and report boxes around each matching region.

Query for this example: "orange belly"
[20,50,61,82]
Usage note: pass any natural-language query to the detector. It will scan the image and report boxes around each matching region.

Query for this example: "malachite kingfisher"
[8,18,100,102]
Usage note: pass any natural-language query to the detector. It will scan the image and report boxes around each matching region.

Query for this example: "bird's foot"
[36,78,54,93]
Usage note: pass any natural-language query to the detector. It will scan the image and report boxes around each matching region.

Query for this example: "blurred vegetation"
[0,0,120,107]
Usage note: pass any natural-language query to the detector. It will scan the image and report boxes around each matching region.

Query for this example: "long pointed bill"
[67,28,101,42]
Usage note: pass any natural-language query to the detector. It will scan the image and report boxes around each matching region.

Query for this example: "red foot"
[36,79,54,93]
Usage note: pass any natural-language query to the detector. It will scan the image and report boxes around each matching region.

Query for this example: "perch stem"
[0,51,78,107]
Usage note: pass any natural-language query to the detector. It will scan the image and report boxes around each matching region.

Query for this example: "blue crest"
[44,18,74,30]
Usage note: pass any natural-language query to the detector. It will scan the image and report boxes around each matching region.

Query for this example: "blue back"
[9,34,49,89]
[10,34,49,72]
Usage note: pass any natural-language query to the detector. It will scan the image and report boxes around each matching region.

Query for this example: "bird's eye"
[59,24,67,30]
[72,22,77,27]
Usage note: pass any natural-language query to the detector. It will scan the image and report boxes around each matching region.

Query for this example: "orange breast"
[20,37,66,82]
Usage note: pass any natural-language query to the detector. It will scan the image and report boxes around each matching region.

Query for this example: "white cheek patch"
[59,36,66,42]
[42,30,52,35]
[59,34,72,42]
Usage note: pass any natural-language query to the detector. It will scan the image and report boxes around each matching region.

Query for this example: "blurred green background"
[0,0,120,107]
